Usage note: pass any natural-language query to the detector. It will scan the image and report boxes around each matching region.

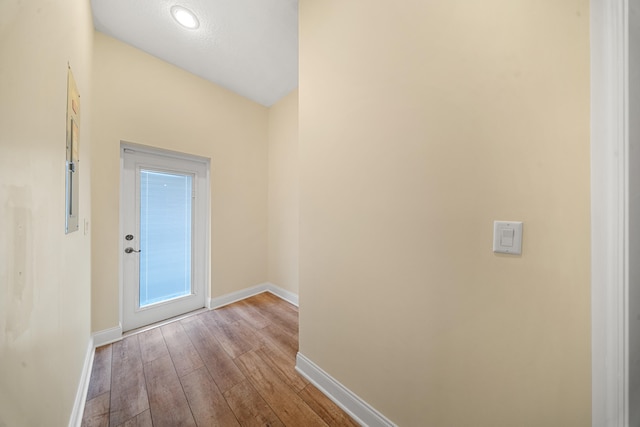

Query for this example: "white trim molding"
[93,324,124,347]
[95,283,296,344]
[265,282,299,306]
[209,282,299,309]
[296,353,396,427]
[68,336,95,427]
[209,283,270,308]
[591,0,629,426]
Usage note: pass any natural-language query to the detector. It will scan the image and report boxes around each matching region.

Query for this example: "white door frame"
[119,141,211,331]
[591,0,629,425]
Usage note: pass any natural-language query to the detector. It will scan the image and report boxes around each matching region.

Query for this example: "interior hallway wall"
[298,1,591,425]
[268,89,299,294]
[0,0,94,425]
[91,33,269,332]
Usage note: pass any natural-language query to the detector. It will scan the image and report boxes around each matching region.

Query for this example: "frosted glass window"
[139,170,192,307]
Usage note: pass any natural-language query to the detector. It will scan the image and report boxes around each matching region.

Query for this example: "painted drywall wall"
[268,89,299,294]
[0,0,93,425]
[91,33,268,332]
[298,1,591,426]
[629,1,640,425]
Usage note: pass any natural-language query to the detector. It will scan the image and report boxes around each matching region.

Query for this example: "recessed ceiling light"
[171,5,199,29]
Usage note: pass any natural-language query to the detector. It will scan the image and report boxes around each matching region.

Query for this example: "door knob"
[125,247,141,253]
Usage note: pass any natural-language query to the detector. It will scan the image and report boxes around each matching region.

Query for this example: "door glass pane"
[139,170,192,307]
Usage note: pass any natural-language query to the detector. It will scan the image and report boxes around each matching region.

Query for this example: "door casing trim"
[591,0,629,425]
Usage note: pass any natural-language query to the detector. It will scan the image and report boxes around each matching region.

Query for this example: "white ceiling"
[91,0,298,107]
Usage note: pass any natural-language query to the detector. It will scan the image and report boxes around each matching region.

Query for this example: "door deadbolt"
[125,234,134,241]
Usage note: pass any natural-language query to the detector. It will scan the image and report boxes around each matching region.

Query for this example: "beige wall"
[299,1,591,426]
[268,89,299,293]
[91,33,268,332]
[0,0,94,425]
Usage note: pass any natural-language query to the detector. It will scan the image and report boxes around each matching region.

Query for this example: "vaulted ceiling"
[91,0,298,107]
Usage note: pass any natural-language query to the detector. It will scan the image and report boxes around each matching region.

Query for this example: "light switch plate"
[493,221,523,255]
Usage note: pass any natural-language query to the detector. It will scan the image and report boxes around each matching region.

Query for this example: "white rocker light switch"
[493,221,522,255]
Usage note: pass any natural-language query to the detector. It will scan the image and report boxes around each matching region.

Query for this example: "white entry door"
[122,146,209,332]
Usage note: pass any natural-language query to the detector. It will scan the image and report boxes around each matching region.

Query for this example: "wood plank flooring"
[81,292,359,427]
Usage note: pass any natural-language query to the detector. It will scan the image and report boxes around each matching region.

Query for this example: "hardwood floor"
[81,292,359,427]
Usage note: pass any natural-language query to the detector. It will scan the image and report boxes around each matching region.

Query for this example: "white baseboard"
[208,282,299,309]
[92,324,123,347]
[68,336,95,427]
[94,283,297,341]
[296,353,396,427]
[265,282,299,306]
[209,283,270,308]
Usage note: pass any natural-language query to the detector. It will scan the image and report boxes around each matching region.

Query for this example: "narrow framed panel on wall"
[65,66,80,233]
